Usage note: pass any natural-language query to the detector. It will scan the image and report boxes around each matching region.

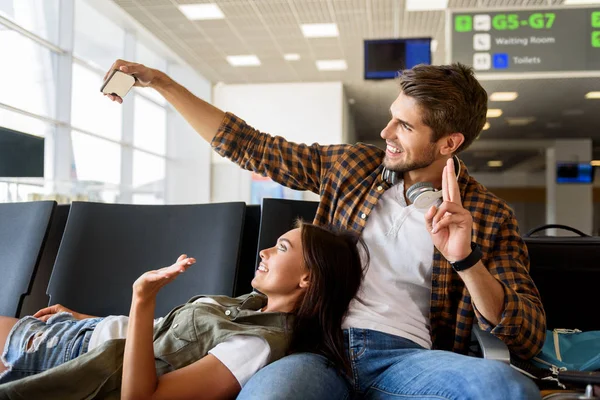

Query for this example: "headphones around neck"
[382,156,461,209]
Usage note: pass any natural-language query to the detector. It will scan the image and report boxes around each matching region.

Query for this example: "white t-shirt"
[342,180,434,349]
[88,298,271,387]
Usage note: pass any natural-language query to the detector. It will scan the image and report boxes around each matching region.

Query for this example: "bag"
[533,329,600,372]
[524,224,600,332]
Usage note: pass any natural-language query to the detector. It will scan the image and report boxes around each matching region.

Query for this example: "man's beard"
[383,143,437,174]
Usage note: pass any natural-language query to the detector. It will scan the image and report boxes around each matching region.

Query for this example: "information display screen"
[556,163,595,184]
[365,38,431,79]
[0,127,45,178]
[451,8,600,72]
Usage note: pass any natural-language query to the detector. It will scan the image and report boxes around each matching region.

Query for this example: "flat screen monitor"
[0,126,45,178]
[556,162,594,184]
[364,38,432,80]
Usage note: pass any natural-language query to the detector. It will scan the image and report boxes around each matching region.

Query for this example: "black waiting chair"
[255,198,319,269]
[19,204,71,317]
[47,201,246,317]
[0,201,56,317]
[234,204,261,297]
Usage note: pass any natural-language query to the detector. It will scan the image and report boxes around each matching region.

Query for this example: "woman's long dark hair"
[288,221,368,375]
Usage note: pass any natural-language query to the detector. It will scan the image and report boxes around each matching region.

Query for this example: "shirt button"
[361,213,367,219]
[377,186,383,191]
[172,323,179,329]
[225,310,231,316]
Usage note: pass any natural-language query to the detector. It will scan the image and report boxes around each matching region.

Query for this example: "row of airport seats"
[0,198,317,319]
[1,199,597,398]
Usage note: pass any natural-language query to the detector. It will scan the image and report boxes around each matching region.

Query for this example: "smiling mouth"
[257,262,269,272]
[386,144,403,154]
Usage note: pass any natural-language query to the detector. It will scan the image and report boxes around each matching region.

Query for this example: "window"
[74,0,123,70]
[134,42,167,105]
[133,95,166,155]
[0,108,53,138]
[71,130,121,185]
[0,29,56,118]
[0,0,60,44]
[71,63,122,140]
[132,150,165,192]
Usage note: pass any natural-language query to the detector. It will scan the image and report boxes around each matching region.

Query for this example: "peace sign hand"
[132,255,196,302]
[424,158,473,263]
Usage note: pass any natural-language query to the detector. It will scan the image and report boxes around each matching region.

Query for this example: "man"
[105,61,545,399]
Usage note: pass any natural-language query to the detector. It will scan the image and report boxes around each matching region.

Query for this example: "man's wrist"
[150,70,172,91]
[450,242,483,272]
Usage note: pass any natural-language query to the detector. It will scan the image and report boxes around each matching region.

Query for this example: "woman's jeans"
[238,328,540,400]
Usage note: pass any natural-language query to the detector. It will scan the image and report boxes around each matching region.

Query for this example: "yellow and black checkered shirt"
[212,112,546,359]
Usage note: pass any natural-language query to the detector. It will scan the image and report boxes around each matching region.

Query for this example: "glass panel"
[74,0,124,70]
[132,150,165,191]
[132,193,163,205]
[0,0,60,44]
[72,130,121,185]
[0,108,53,137]
[133,95,166,155]
[71,63,122,140]
[0,30,56,118]
[134,42,166,104]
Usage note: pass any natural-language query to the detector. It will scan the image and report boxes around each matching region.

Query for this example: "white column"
[51,0,75,196]
[119,30,136,203]
[546,139,593,236]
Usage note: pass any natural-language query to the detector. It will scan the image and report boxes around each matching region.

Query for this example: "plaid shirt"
[212,112,546,359]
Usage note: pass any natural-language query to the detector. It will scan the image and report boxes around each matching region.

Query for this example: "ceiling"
[111,0,600,171]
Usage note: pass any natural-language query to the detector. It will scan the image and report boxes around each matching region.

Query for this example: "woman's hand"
[33,304,95,322]
[132,255,196,302]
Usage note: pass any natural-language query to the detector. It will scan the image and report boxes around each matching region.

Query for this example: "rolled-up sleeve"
[211,112,350,194]
[473,212,546,359]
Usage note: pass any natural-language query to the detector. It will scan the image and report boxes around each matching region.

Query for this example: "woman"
[0,222,366,399]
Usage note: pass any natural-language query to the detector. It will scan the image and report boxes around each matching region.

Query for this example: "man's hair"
[398,63,488,153]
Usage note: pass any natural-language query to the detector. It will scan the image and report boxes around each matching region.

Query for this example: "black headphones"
[382,156,461,209]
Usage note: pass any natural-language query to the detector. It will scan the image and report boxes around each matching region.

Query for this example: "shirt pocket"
[154,308,198,359]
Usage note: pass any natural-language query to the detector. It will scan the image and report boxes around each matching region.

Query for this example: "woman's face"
[251,228,309,297]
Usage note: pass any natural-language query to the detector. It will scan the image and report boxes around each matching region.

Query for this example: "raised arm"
[104,60,353,194]
[121,255,242,400]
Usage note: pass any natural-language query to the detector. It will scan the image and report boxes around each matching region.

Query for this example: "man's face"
[380,92,440,174]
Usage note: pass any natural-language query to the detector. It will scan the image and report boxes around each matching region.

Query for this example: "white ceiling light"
[506,117,536,126]
[585,91,600,99]
[483,121,490,130]
[489,92,518,101]
[301,23,339,38]
[563,0,600,5]
[406,0,449,11]
[226,55,261,67]
[284,53,300,61]
[316,59,347,71]
[178,4,225,20]
[487,160,503,168]
[486,109,503,118]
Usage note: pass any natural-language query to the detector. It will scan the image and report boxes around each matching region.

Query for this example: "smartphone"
[100,70,136,98]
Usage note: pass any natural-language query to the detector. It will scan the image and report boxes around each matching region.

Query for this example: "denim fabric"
[0,312,102,384]
[238,328,541,400]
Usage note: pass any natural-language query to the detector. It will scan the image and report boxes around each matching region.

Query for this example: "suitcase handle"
[524,224,589,238]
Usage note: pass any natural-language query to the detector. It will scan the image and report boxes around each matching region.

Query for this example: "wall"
[211,81,346,204]
[165,64,212,204]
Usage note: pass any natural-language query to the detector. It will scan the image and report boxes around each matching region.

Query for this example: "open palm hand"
[133,255,196,301]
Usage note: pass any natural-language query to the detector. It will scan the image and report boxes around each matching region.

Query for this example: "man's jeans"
[238,328,541,400]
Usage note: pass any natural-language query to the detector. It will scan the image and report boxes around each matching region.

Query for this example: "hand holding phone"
[100,70,136,99]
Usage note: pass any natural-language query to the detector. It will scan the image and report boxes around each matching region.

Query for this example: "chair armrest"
[472,325,510,364]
